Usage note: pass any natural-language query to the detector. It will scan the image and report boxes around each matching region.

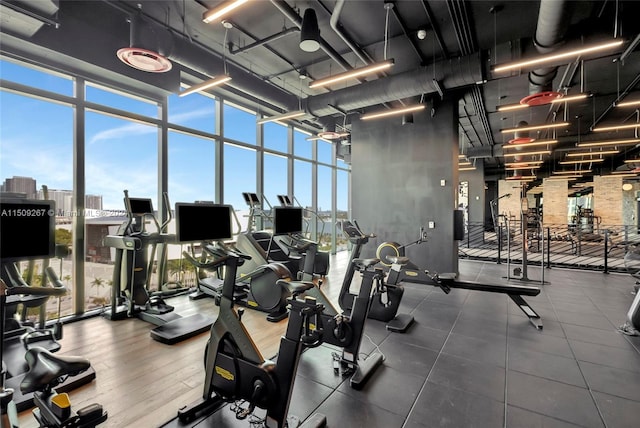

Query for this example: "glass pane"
[85,111,158,312]
[0,92,74,318]
[86,83,158,118]
[294,129,312,158]
[294,160,312,210]
[317,165,332,250]
[224,102,256,145]
[336,169,349,251]
[318,140,332,165]
[169,131,216,203]
[0,58,73,96]
[168,92,216,134]
[264,153,288,210]
[263,121,288,152]
[224,143,256,230]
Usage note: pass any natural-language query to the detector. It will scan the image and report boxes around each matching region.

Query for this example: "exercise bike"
[185,240,293,322]
[274,208,383,389]
[1,278,108,428]
[163,203,327,428]
[336,220,413,333]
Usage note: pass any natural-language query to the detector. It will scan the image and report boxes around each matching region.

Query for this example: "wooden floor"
[16,251,351,428]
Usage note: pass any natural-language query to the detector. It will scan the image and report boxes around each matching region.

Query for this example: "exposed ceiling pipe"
[229,26,299,55]
[305,53,483,117]
[269,0,353,72]
[528,0,572,95]
[329,0,375,66]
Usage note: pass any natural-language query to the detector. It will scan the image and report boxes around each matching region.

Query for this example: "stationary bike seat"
[385,256,410,265]
[276,279,315,296]
[20,347,91,394]
[352,258,380,271]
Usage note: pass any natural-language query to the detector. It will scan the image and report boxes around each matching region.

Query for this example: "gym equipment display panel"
[175,203,233,243]
[0,199,55,262]
[273,206,303,235]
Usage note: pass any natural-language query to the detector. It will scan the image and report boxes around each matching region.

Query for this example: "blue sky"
[1,58,348,213]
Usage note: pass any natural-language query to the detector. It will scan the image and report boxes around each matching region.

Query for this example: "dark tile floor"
[293,260,640,428]
[176,260,640,427]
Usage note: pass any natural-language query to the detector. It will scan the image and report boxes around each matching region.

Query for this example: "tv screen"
[273,207,303,235]
[1,199,56,262]
[128,198,153,215]
[175,203,233,243]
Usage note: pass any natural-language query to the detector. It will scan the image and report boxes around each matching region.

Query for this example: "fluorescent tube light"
[616,100,640,107]
[493,39,624,73]
[506,166,541,171]
[559,159,605,165]
[503,150,551,157]
[592,123,640,132]
[553,169,592,174]
[577,138,640,147]
[503,139,558,148]
[179,75,232,97]
[203,0,248,24]
[504,161,544,167]
[506,175,536,180]
[257,110,306,124]
[500,122,569,133]
[623,159,640,163]
[459,167,476,171]
[497,103,529,112]
[361,104,425,121]
[566,149,620,157]
[550,93,589,103]
[309,59,395,89]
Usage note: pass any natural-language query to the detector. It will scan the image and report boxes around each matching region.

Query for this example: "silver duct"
[529,0,571,95]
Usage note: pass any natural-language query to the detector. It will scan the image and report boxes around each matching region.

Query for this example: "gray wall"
[351,99,459,274]
[460,163,485,224]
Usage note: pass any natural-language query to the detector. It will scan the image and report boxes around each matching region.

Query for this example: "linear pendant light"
[503,150,551,157]
[566,149,620,157]
[309,59,395,89]
[257,110,306,124]
[592,123,640,132]
[617,100,640,107]
[361,104,425,121]
[179,75,232,97]
[577,138,640,147]
[503,139,558,148]
[500,122,569,133]
[559,159,605,164]
[203,0,248,24]
[504,161,544,167]
[493,39,624,73]
[497,94,588,112]
[553,169,592,174]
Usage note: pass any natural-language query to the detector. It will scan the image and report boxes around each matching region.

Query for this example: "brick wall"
[542,178,568,225]
[593,175,623,225]
[497,180,525,222]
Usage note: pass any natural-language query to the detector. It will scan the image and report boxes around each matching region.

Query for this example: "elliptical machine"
[164,203,327,428]
[103,191,213,344]
[336,220,414,333]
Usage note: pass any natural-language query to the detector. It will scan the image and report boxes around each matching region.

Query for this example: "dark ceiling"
[1,0,640,184]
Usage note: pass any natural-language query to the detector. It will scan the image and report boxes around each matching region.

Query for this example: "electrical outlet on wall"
[428,221,435,229]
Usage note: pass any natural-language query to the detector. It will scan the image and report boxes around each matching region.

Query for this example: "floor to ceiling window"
[0,59,74,319]
[1,54,351,320]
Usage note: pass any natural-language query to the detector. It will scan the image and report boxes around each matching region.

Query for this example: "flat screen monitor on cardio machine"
[174,203,233,243]
[273,206,303,235]
[128,198,154,215]
[0,198,56,262]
